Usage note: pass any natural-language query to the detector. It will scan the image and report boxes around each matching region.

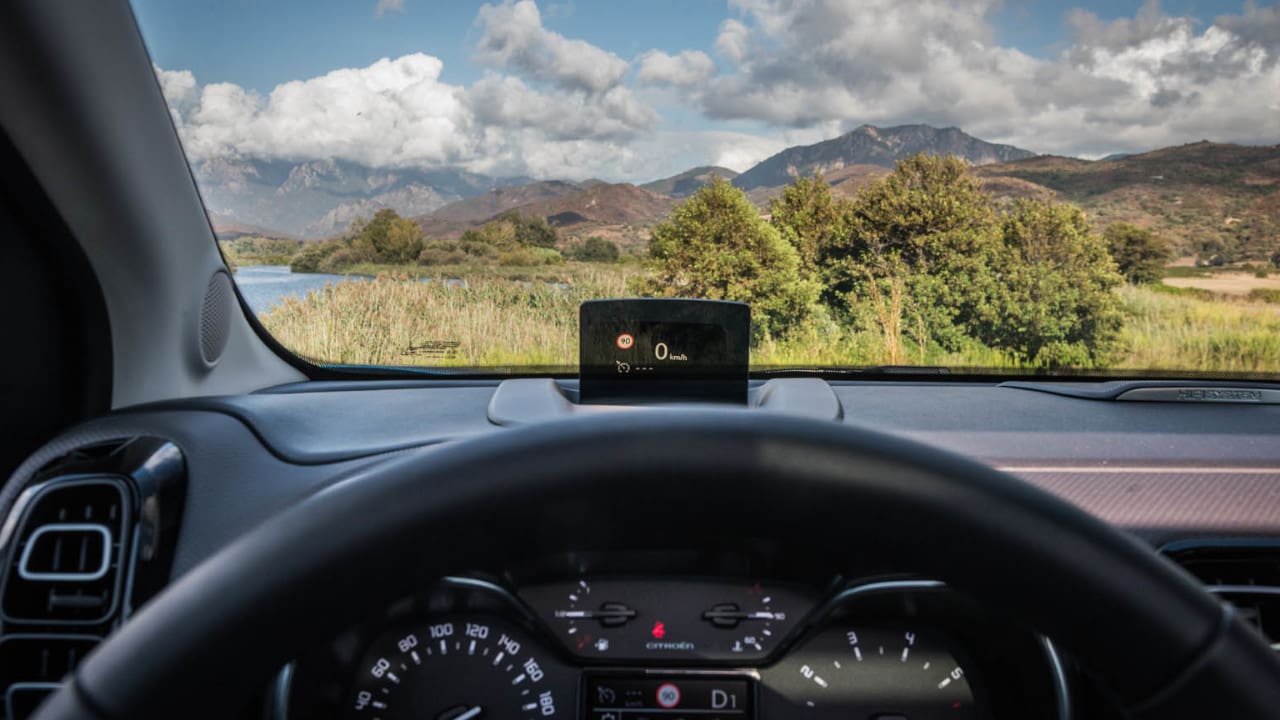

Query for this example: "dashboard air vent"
[0,634,98,720]
[1165,543,1280,650]
[2,478,130,624]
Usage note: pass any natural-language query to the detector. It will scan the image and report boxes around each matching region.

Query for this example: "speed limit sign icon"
[616,333,634,350]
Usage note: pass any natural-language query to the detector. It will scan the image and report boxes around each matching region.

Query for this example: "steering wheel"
[33,411,1280,719]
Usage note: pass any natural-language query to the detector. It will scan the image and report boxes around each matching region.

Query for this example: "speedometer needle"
[437,705,483,720]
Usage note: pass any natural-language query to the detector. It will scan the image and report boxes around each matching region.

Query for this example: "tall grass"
[259,270,1280,374]
[262,268,627,367]
[1114,285,1280,373]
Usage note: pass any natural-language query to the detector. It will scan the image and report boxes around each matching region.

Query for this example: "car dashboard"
[1,378,1278,719]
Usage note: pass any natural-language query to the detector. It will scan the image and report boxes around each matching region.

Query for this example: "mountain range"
[201,125,1279,258]
[733,124,1036,190]
[974,141,1280,255]
[198,157,530,239]
[202,125,1037,240]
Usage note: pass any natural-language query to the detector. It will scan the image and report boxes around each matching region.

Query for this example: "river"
[232,265,365,315]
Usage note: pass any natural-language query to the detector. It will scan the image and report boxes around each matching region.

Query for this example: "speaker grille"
[199,270,233,366]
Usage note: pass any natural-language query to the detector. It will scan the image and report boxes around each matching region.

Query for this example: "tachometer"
[759,624,982,718]
[344,615,572,720]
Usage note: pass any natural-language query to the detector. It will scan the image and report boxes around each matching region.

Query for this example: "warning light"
[651,621,666,639]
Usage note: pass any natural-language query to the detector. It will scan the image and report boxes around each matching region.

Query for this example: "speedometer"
[344,615,573,720]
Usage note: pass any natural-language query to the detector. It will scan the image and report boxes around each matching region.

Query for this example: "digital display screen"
[584,675,752,720]
[579,299,750,404]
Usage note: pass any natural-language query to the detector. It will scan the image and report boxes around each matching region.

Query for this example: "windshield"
[132,0,1280,377]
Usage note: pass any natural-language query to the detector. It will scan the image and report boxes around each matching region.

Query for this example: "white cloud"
[155,65,198,127]
[172,54,475,168]
[159,51,661,181]
[636,50,716,87]
[473,0,628,93]
[685,0,1279,156]
[715,19,751,63]
[374,0,404,17]
[468,73,657,141]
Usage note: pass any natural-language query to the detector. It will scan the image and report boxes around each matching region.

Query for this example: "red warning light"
[651,621,666,639]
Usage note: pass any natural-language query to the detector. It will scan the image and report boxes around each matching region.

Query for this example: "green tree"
[291,240,342,273]
[634,177,818,338]
[487,211,559,249]
[572,236,620,262]
[816,155,1124,366]
[351,208,426,264]
[768,173,850,281]
[979,200,1125,365]
[460,212,560,251]
[817,155,1002,349]
[1104,223,1170,284]
[840,154,996,268]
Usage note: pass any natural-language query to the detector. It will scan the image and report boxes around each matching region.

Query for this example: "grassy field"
[256,263,1280,374]
[261,266,628,367]
[1113,284,1280,373]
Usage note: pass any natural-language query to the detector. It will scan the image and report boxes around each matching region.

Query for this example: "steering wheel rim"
[34,410,1280,719]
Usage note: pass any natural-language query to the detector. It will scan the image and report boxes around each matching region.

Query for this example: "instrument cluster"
[284,576,1067,720]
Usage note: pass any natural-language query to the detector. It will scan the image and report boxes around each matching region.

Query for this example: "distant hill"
[733,124,1036,190]
[192,157,525,239]
[516,183,674,226]
[209,213,299,241]
[642,166,739,197]
[975,142,1280,258]
[416,182,675,252]
[428,180,583,225]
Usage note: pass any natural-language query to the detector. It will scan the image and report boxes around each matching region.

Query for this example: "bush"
[350,209,425,264]
[497,247,564,266]
[1104,223,1170,284]
[632,177,818,338]
[223,236,304,264]
[460,212,561,253]
[801,156,1123,366]
[508,212,559,249]
[417,245,471,266]
[291,241,342,273]
[1248,288,1280,304]
[317,248,358,274]
[459,240,501,260]
[572,236,620,262]
[982,200,1125,366]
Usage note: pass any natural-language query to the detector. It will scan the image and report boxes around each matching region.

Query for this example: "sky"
[134,0,1280,182]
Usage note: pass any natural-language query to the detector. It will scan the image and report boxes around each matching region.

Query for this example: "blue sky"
[135,0,1280,180]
